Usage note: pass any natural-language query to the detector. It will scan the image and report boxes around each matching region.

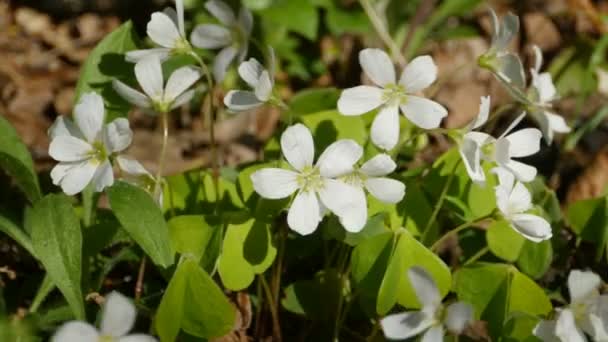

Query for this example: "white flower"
[478,9,526,90]
[337,48,447,151]
[492,167,551,242]
[190,0,253,82]
[49,93,132,195]
[52,291,156,342]
[113,56,201,113]
[116,156,163,206]
[534,270,608,342]
[338,154,406,231]
[460,100,542,183]
[126,0,190,63]
[250,124,365,235]
[526,45,571,144]
[224,48,275,111]
[381,266,474,341]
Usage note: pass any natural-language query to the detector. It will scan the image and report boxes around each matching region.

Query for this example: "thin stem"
[420,160,461,245]
[135,256,147,301]
[464,246,489,266]
[272,224,287,315]
[366,320,380,342]
[153,112,169,199]
[430,214,494,252]
[260,275,282,341]
[359,0,406,67]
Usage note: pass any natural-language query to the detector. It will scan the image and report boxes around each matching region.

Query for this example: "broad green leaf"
[218,218,277,290]
[466,164,496,218]
[486,220,525,262]
[289,88,340,116]
[396,231,452,308]
[156,259,235,341]
[236,162,289,219]
[300,110,367,152]
[567,197,608,260]
[30,194,84,319]
[74,21,139,120]
[517,240,552,279]
[107,181,174,267]
[398,182,435,236]
[377,235,404,315]
[0,213,35,257]
[0,116,40,202]
[168,215,216,262]
[325,6,370,35]
[260,0,319,40]
[324,213,390,246]
[282,269,341,322]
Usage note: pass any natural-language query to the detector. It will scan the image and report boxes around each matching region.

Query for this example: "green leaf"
[377,235,404,315]
[0,115,40,202]
[155,259,235,341]
[168,215,216,262]
[260,0,319,40]
[30,194,84,319]
[107,181,174,267]
[0,213,35,257]
[282,269,341,322]
[74,21,139,120]
[288,88,340,116]
[218,218,277,290]
[486,220,525,262]
[396,231,452,309]
[567,196,608,260]
[300,110,367,154]
[517,240,552,279]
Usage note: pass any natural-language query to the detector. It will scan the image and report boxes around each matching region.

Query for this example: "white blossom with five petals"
[52,291,156,342]
[534,270,608,342]
[190,0,253,82]
[492,167,552,242]
[250,124,365,235]
[49,92,132,195]
[381,266,474,341]
[338,48,448,151]
[224,48,275,111]
[113,56,201,113]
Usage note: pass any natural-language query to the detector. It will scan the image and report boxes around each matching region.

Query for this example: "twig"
[359,0,406,66]
[135,256,147,301]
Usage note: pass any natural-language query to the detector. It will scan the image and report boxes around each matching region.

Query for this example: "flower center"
[152,99,173,114]
[340,170,365,187]
[571,301,589,323]
[382,84,408,105]
[98,335,116,342]
[88,140,108,163]
[297,166,324,193]
[172,37,192,55]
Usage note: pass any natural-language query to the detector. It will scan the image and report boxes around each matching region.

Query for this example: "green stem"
[464,246,489,266]
[153,111,169,199]
[29,274,54,313]
[359,0,406,67]
[430,214,494,252]
[260,275,282,341]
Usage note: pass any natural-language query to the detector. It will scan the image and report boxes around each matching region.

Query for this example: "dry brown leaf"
[523,12,562,51]
[566,148,608,204]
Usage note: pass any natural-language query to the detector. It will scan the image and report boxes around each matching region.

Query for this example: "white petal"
[360,153,396,176]
[125,48,171,63]
[533,320,560,342]
[74,93,105,143]
[59,160,99,195]
[238,58,264,88]
[174,0,185,35]
[51,321,99,342]
[492,167,515,191]
[334,184,368,233]
[280,123,314,171]
[380,311,434,340]
[146,12,180,48]
[498,112,526,139]
[116,156,150,176]
[555,309,587,342]
[213,46,238,82]
[568,270,601,303]
[365,177,405,203]
[408,266,441,310]
[170,89,196,110]
[468,95,491,130]
[546,111,571,133]
[90,160,114,192]
[164,66,201,102]
[460,136,485,184]
[445,302,473,334]
[421,325,443,342]
[533,72,557,103]
[135,57,164,100]
[316,140,363,178]
[238,6,253,35]
[205,0,236,25]
[505,128,541,158]
[359,48,396,86]
[190,24,232,49]
[254,70,273,101]
[400,96,447,130]
[100,291,137,337]
[112,80,151,108]
[500,159,538,183]
[371,104,400,151]
[337,86,384,116]
[118,334,157,342]
[495,54,526,89]
[51,162,74,186]
[287,191,321,235]
[104,118,132,153]
[163,7,178,28]
[493,11,519,52]
[250,168,299,199]
[223,90,263,111]
[509,213,552,242]
[399,55,438,93]
[49,136,93,162]
[49,116,83,140]
[508,181,532,213]
[532,45,543,74]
